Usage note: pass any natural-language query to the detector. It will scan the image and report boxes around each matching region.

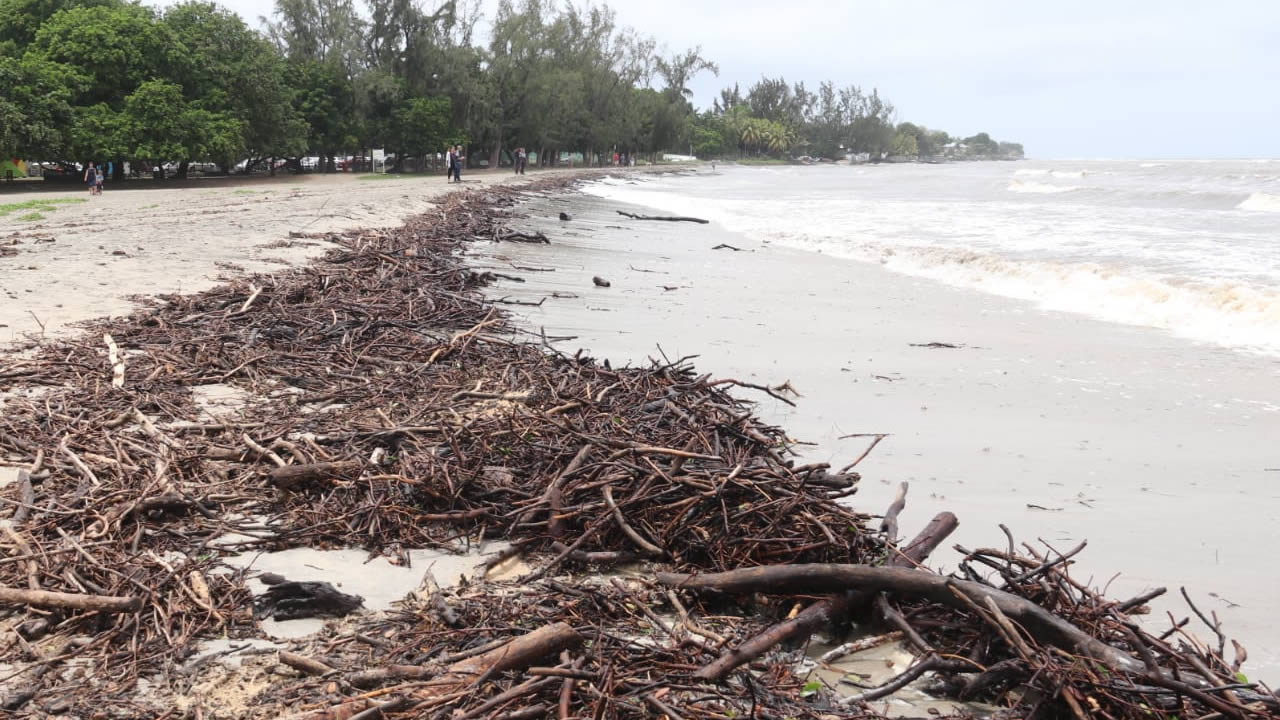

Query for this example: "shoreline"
[0,176,1273,717]
[473,181,1280,680]
[0,167,677,344]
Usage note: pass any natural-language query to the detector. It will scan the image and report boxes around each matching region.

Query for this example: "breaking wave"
[1007,180,1081,194]
[837,245,1280,355]
[1237,192,1280,213]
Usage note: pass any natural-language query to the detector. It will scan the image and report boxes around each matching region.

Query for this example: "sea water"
[584,160,1280,356]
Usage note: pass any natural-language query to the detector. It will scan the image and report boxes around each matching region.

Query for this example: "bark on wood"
[350,623,584,690]
[0,586,143,613]
[656,564,1142,672]
[269,460,363,488]
[688,511,956,681]
[616,210,709,224]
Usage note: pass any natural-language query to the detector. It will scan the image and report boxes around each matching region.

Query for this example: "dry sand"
[471,188,1280,682]
[1,169,598,343]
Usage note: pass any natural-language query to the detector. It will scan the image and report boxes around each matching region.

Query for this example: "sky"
[145,0,1280,159]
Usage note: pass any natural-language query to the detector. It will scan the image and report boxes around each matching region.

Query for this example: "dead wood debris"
[0,174,1272,719]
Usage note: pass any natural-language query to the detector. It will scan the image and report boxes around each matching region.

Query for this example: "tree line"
[0,0,1023,179]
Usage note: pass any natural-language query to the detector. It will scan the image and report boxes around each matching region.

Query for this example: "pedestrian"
[513,147,521,175]
[95,164,105,193]
[453,145,464,183]
[446,147,456,181]
[517,148,527,175]
[84,162,97,195]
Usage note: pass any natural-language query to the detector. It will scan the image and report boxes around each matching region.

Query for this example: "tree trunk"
[176,160,190,179]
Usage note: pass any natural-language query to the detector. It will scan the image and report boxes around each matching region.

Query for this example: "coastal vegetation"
[0,0,1023,175]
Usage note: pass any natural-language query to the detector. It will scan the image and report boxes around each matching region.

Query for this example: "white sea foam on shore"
[1237,191,1280,212]
[586,159,1280,356]
[1007,180,1082,194]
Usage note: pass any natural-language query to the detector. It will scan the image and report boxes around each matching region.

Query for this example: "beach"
[1,166,1277,717]
[1,170,597,344]
[473,167,1280,680]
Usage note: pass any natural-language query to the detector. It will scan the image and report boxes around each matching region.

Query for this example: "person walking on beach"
[84,162,98,195]
[95,164,104,193]
[452,145,464,183]
[446,147,456,181]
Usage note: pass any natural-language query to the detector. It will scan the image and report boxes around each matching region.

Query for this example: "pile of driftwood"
[0,174,1275,718]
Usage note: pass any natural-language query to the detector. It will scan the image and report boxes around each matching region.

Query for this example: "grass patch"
[0,197,88,217]
[232,189,259,195]
[357,173,405,180]
[736,157,794,166]
[17,212,46,221]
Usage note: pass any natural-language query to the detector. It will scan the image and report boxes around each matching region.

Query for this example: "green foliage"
[2,0,1022,172]
[120,80,245,165]
[0,0,122,54]
[893,130,918,156]
[164,1,307,160]
[29,4,172,107]
[389,96,455,157]
[0,55,79,157]
[17,211,45,220]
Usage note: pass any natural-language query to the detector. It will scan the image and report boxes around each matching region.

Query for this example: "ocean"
[583,160,1280,357]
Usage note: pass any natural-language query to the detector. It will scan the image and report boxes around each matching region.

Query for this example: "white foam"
[582,170,1280,357]
[1007,180,1081,194]
[863,247,1280,355]
[1237,192,1280,213]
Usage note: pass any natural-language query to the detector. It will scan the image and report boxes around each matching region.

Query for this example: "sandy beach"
[472,181,1280,681]
[2,168,1277,718]
[1,169,601,344]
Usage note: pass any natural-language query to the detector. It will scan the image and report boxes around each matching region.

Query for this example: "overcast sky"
[145,0,1280,158]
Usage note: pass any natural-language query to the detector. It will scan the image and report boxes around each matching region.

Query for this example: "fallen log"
[657,564,1142,672]
[687,511,956,681]
[616,210,708,224]
[268,460,363,489]
[0,586,143,613]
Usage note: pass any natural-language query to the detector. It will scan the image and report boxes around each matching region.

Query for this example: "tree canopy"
[0,0,1023,172]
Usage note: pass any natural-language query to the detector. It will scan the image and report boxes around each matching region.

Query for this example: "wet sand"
[1,169,595,343]
[472,187,1280,681]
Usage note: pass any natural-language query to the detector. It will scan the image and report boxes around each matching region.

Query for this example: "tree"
[164,1,307,168]
[28,4,172,107]
[388,95,455,166]
[119,80,244,168]
[0,0,122,55]
[0,55,77,158]
[892,130,918,157]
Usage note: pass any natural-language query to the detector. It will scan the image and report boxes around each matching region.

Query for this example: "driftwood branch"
[656,564,1142,672]
[0,586,143,613]
[616,210,708,224]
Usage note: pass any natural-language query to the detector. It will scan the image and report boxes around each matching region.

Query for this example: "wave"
[850,246,1280,355]
[1007,180,1081,194]
[580,177,1280,356]
[1237,192,1280,213]
[1013,169,1085,178]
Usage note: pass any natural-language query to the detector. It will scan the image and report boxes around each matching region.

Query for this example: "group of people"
[513,147,528,175]
[83,161,105,194]
[446,145,465,182]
